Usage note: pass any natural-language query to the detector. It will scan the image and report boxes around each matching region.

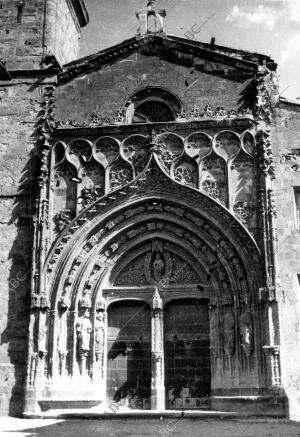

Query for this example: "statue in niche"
[239,310,254,357]
[95,312,105,356]
[152,252,165,282]
[223,311,235,357]
[125,100,135,124]
[76,309,92,354]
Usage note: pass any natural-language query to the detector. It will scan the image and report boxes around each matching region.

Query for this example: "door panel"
[164,299,210,409]
[107,301,151,409]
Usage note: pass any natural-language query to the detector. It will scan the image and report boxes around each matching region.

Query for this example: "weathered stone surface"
[0,0,87,71]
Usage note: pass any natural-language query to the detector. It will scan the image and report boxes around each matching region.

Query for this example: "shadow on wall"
[0,117,40,416]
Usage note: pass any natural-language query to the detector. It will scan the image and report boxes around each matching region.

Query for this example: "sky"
[80,0,300,101]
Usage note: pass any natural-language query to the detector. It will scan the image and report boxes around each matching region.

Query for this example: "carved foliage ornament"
[233,201,252,225]
[54,209,73,231]
[257,130,275,179]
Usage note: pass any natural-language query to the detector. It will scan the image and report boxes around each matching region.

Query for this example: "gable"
[55,50,256,125]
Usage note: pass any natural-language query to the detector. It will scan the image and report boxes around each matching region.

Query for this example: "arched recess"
[39,154,267,407]
[124,86,183,123]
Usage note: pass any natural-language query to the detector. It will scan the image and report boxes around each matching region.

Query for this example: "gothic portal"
[1,0,290,419]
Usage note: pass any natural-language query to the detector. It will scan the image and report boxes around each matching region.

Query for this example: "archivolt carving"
[45,156,262,307]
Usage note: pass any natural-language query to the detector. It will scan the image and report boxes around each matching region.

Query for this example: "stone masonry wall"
[271,104,300,420]
[55,52,254,122]
[0,76,55,416]
[45,0,81,66]
[0,0,81,70]
[0,0,45,70]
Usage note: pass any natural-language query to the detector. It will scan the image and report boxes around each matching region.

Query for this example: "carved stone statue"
[95,312,105,377]
[152,252,164,282]
[223,311,235,357]
[239,310,253,357]
[95,312,105,356]
[125,100,135,124]
[209,308,219,357]
[76,310,92,354]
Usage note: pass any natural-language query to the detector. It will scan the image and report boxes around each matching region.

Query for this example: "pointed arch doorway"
[104,237,212,410]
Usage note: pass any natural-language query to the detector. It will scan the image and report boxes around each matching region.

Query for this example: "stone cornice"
[59,34,275,83]
[52,117,255,137]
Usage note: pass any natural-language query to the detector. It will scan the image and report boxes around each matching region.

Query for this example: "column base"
[210,394,288,416]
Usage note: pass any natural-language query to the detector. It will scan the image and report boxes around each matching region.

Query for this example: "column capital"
[263,345,280,356]
[152,287,163,310]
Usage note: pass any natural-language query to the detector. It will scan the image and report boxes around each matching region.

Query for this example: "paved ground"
[1,417,300,437]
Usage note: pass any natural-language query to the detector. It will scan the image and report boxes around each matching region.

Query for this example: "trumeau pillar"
[151,288,165,410]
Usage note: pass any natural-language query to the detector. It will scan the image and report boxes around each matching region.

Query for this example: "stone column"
[263,346,281,388]
[94,298,107,400]
[35,296,50,390]
[259,287,282,390]
[151,288,165,411]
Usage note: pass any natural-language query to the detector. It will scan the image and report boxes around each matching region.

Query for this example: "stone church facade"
[1,0,300,419]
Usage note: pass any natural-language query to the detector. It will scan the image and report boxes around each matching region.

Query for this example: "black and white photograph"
[1,1,300,436]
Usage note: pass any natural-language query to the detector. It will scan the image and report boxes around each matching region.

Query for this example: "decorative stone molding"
[257,129,275,179]
[258,286,284,304]
[38,86,56,187]
[256,71,280,121]
[233,201,252,225]
[30,293,50,309]
[54,209,73,232]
